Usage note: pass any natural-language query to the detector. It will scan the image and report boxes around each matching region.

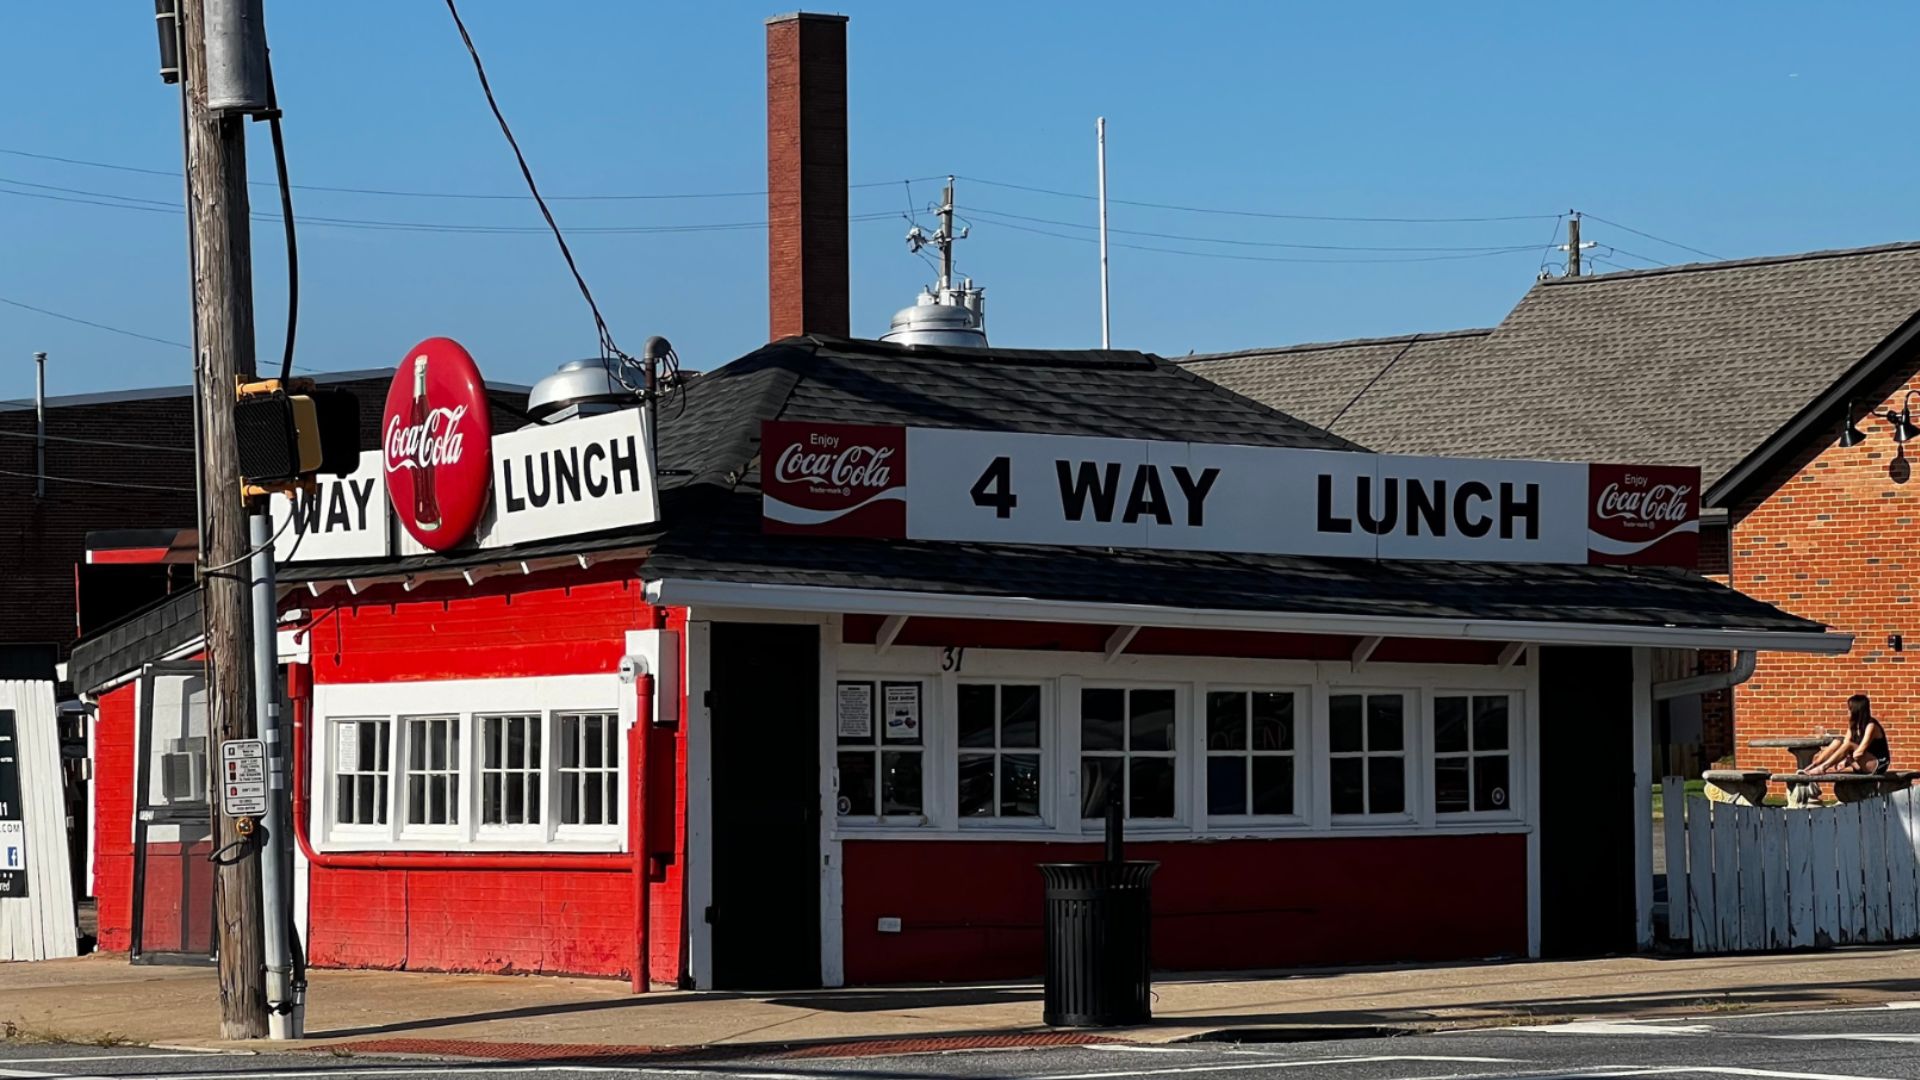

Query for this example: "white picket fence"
[1663,776,1920,952]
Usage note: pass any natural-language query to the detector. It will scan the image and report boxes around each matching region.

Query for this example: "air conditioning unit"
[160,738,207,804]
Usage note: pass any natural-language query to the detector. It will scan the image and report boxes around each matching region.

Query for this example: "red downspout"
[630,672,654,993]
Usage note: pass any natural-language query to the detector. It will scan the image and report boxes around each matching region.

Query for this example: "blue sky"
[1,2,1913,401]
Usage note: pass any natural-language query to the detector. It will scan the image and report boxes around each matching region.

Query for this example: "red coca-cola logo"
[382,338,494,551]
[1587,463,1700,567]
[761,421,906,537]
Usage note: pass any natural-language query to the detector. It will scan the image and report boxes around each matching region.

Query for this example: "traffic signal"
[234,378,359,492]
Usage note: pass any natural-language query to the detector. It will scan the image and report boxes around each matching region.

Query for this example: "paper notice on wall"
[882,683,921,743]
[836,683,873,740]
[335,723,359,774]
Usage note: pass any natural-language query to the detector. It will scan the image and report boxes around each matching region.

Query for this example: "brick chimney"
[766,12,850,341]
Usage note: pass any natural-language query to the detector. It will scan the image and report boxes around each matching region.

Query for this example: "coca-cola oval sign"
[382,337,494,551]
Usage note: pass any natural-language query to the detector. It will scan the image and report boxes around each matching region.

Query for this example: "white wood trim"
[684,618,714,990]
[1104,625,1141,664]
[874,615,908,656]
[1058,675,1083,835]
[1352,635,1383,667]
[1498,641,1526,669]
[837,644,1532,690]
[1632,646,1655,950]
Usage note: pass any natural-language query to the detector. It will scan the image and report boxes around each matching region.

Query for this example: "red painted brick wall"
[1731,363,1920,774]
[842,834,1526,983]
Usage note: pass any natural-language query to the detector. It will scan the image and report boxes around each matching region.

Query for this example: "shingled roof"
[1185,241,1920,499]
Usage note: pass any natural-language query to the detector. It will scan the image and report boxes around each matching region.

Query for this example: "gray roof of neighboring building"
[1185,241,1920,495]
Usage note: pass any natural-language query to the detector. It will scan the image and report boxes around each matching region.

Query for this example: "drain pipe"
[1652,649,1757,701]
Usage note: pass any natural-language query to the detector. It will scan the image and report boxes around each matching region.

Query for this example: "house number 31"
[941,647,966,672]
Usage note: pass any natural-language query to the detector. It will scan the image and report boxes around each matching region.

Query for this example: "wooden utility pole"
[1567,213,1583,278]
[180,0,268,1040]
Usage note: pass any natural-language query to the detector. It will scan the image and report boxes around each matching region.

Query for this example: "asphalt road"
[13,1004,1920,1080]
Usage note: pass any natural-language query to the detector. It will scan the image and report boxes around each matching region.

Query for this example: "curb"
[311,1031,1115,1064]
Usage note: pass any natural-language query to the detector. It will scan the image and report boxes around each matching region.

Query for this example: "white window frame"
[954,679,1051,829]
[1426,690,1524,823]
[398,713,463,843]
[832,675,931,828]
[553,709,624,840]
[328,716,392,839]
[475,711,545,843]
[1077,682,1188,828]
[1200,685,1309,826]
[1322,688,1417,825]
[313,675,625,853]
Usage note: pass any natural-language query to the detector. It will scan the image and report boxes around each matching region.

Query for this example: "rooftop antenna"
[1097,117,1111,348]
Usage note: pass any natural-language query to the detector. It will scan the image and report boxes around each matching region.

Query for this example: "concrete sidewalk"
[5,949,1920,1057]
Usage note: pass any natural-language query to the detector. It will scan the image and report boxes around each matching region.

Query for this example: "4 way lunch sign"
[759,421,1700,568]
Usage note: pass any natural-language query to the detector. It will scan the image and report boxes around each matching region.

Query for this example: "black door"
[710,623,821,988]
[1538,645,1637,956]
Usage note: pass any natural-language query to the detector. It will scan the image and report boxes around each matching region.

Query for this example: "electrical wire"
[1537,212,1568,278]
[974,216,1539,265]
[1578,212,1722,262]
[1326,334,1422,432]
[199,502,300,573]
[0,178,902,236]
[443,0,638,390]
[960,174,1561,224]
[0,428,195,454]
[0,466,194,493]
[965,205,1547,253]
[0,145,942,203]
[0,294,190,349]
[264,57,299,383]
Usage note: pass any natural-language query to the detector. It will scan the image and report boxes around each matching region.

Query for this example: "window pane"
[1001,685,1041,748]
[1369,756,1406,815]
[958,753,995,817]
[1476,754,1511,813]
[1435,756,1470,814]
[406,775,425,824]
[584,771,603,822]
[958,685,996,748]
[337,777,354,825]
[529,724,541,769]
[560,722,581,767]
[1207,692,1246,751]
[1252,692,1293,751]
[1251,757,1293,815]
[430,775,448,823]
[1207,756,1246,816]
[528,776,542,824]
[483,721,501,768]
[1129,757,1176,819]
[1331,758,1364,815]
[1130,689,1176,752]
[1082,689,1125,752]
[1474,697,1510,751]
[1002,754,1042,817]
[837,751,874,817]
[881,751,922,815]
[562,773,582,824]
[505,772,524,822]
[483,773,503,824]
[1368,696,1404,752]
[506,719,526,769]
[1081,756,1122,817]
[408,728,425,770]
[431,722,449,770]
[1330,695,1363,753]
[357,724,379,772]
[584,717,604,767]
[1435,697,1469,754]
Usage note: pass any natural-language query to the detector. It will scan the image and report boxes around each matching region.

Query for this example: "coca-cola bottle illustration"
[411,355,441,532]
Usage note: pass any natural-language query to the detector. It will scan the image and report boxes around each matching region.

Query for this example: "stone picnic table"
[1749,735,1838,807]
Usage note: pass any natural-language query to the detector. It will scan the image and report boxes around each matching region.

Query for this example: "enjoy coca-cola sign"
[382,337,495,551]
[761,420,907,537]
[1585,463,1700,566]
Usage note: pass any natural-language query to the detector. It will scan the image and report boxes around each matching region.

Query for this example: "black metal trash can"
[1038,860,1158,1027]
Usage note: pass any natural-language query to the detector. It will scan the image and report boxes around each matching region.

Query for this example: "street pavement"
[14,1003,1920,1080]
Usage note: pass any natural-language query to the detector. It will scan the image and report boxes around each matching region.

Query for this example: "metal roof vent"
[880,177,988,348]
[527,359,633,423]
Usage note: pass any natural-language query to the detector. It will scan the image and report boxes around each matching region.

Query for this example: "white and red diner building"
[70,330,1847,989]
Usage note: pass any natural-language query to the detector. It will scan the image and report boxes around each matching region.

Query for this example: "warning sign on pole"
[220,739,267,817]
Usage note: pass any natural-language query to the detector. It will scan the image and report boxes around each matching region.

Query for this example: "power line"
[974,216,1540,265]
[1578,212,1723,262]
[0,178,902,236]
[0,144,941,203]
[961,174,1560,224]
[0,294,190,349]
[966,205,1544,253]
[0,427,194,454]
[0,466,194,493]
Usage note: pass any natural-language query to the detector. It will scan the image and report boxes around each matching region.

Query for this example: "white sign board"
[220,739,267,817]
[274,450,391,563]
[479,407,660,548]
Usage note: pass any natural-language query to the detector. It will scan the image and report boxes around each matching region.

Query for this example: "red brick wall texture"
[1732,365,1920,775]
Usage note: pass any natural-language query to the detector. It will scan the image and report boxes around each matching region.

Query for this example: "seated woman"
[1806,694,1890,776]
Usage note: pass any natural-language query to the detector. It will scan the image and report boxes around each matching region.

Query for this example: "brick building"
[0,371,530,671]
[1188,242,1920,777]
